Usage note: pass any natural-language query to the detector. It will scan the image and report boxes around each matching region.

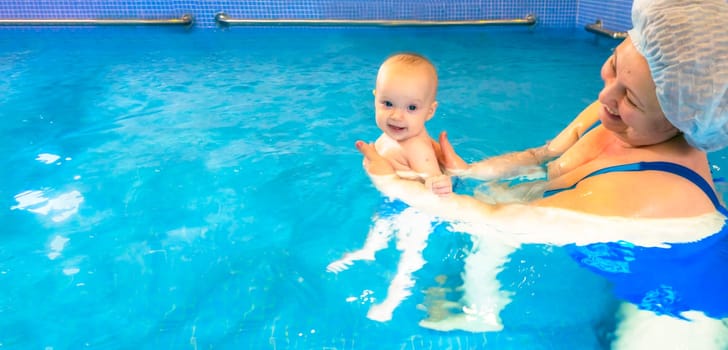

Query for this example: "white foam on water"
[62,267,80,276]
[47,235,70,260]
[11,189,84,222]
[166,226,207,243]
[36,153,60,164]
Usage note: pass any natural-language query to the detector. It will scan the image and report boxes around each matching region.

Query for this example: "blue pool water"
[2,27,727,349]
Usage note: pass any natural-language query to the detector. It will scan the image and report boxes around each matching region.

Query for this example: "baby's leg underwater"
[419,231,516,332]
[367,207,434,322]
[326,214,396,273]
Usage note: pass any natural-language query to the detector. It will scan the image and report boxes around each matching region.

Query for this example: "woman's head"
[598,37,680,147]
[628,0,728,151]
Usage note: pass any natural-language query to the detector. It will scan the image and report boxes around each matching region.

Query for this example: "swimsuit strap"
[580,119,602,137]
[543,161,728,216]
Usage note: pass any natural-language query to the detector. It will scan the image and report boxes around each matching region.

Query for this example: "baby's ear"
[427,101,439,121]
[372,89,376,96]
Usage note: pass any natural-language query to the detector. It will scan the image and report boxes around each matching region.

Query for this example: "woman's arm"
[356,138,723,247]
[438,101,603,181]
[358,140,499,219]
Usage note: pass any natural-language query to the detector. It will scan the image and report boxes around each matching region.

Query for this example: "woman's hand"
[355,140,395,176]
[431,131,469,175]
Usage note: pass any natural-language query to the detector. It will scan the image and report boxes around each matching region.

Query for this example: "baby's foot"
[367,303,394,322]
[419,313,504,332]
[326,251,375,273]
[326,259,354,273]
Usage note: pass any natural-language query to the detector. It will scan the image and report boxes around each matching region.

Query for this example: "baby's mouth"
[388,124,407,132]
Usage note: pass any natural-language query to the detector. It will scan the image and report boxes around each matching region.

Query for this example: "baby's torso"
[375,134,435,181]
[375,135,410,170]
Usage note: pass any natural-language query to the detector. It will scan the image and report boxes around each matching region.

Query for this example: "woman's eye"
[408,105,417,111]
[626,97,637,107]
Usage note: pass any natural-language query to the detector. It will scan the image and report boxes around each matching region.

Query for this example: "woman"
[356,0,728,348]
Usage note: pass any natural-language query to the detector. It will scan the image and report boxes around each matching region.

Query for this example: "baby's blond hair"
[379,52,438,97]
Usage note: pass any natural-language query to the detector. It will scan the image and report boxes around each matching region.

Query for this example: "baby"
[373,53,451,192]
[327,53,453,322]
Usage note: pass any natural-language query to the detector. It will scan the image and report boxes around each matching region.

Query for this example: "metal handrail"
[585,19,627,39]
[215,13,536,27]
[0,14,193,26]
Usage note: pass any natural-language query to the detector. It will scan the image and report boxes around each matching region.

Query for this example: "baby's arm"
[406,139,453,196]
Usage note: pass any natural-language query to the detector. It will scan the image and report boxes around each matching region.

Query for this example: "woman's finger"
[355,140,377,159]
[430,137,443,163]
[438,131,468,172]
[355,140,395,175]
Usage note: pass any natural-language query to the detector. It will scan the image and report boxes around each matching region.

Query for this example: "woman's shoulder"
[538,143,717,217]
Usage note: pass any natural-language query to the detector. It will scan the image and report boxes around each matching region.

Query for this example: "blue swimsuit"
[542,126,728,319]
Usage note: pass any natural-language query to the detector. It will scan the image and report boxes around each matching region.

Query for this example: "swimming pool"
[2,26,727,349]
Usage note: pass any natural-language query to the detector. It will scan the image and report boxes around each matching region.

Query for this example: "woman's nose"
[598,81,619,108]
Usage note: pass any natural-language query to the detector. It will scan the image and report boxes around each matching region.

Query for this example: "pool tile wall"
[577,0,632,32]
[196,0,577,28]
[0,0,633,30]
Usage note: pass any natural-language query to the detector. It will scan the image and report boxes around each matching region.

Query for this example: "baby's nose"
[390,108,404,119]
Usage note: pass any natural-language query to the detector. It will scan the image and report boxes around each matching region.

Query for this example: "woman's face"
[597,37,680,147]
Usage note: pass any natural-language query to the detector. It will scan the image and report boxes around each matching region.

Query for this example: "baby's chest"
[375,138,411,171]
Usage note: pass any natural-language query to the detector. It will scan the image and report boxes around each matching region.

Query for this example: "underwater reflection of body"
[470,173,728,348]
[566,225,728,349]
[329,172,728,347]
[327,197,515,329]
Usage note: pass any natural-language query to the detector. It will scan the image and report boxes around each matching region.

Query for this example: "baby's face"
[374,62,437,142]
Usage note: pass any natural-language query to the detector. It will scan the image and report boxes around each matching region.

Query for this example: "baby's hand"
[425,175,453,197]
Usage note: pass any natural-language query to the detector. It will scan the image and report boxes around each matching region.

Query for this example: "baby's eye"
[610,56,616,72]
[384,101,393,107]
[408,105,418,111]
